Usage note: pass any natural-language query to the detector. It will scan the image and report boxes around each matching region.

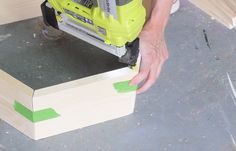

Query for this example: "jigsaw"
[41,0,146,66]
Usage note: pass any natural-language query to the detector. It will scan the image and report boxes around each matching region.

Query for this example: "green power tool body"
[41,0,146,65]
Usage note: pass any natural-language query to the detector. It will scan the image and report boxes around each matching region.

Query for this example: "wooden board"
[0,18,139,140]
[0,66,138,140]
[189,0,236,29]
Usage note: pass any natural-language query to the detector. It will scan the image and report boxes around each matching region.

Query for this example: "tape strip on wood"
[14,101,60,123]
[113,80,138,93]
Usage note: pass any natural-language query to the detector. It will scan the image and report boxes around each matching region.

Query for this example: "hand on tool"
[130,0,174,94]
[130,23,169,94]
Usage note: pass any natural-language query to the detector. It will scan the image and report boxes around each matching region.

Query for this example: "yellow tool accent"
[48,0,146,47]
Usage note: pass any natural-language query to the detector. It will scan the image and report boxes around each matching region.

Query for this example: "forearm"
[145,0,173,34]
[131,0,172,93]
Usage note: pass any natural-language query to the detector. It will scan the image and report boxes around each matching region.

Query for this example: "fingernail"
[136,90,141,94]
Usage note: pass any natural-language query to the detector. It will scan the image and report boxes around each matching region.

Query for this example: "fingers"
[137,59,164,94]
[136,66,156,94]
[130,70,149,86]
[136,41,167,94]
[130,55,152,86]
[130,37,169,94]
[156,59,164,79]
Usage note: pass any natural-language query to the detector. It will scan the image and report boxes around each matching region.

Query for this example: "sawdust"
[0,144,6,151]
[178,138,190,144]
[227,73,236,106]
[137,122,141,126]
[230,134,236,149]
[0,34,11,42]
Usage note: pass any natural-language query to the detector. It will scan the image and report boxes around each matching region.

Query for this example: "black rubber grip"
[119,38,140,66]
[41,1,59,29]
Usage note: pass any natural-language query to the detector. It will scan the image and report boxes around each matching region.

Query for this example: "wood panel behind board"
[0,0,43,25]
[189,0,236,29]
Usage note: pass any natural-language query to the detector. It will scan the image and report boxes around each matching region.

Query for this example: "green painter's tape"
[113,80,138,93]
[14,101,60,123]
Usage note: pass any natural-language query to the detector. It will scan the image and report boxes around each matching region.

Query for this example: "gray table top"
[0,18,126,89]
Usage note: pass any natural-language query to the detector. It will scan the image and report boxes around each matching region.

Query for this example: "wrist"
[142,20,165,36]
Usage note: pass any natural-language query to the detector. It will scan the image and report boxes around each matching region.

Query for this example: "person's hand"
[130,23,169,94]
